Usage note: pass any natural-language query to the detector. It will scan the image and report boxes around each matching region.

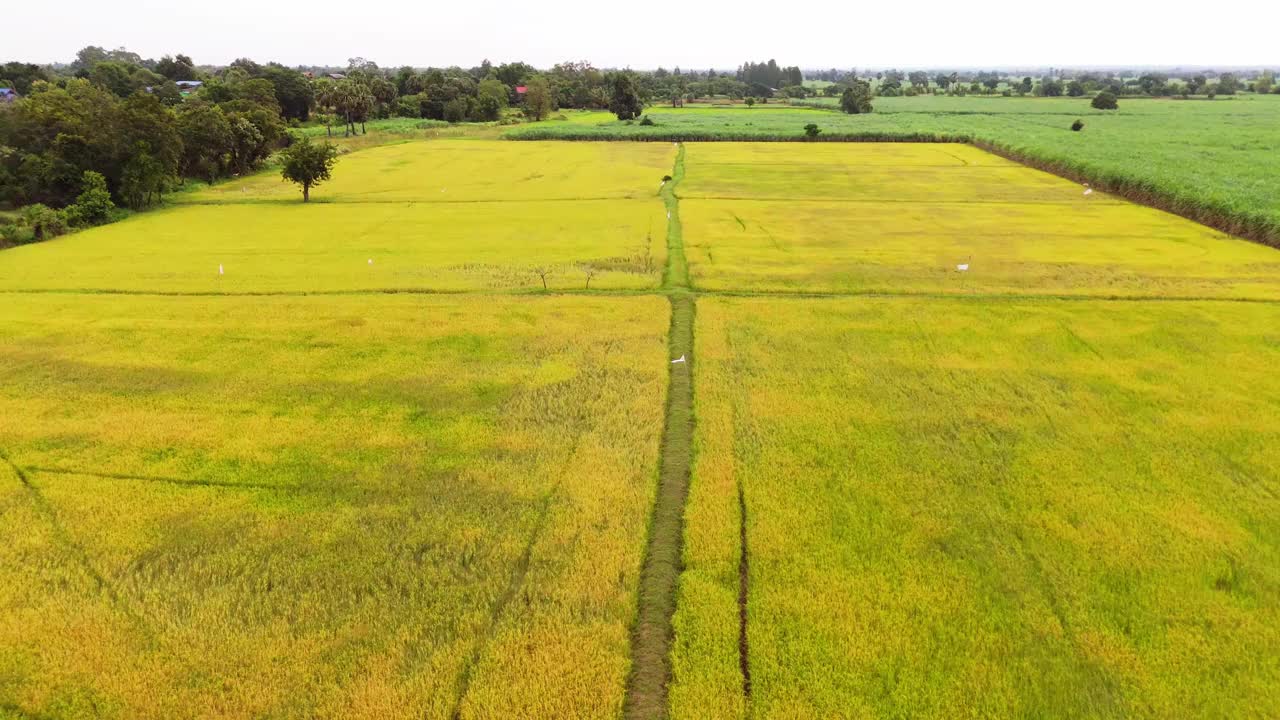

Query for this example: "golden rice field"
[2,137,1279,719]
[672,296,1280,719]
[182,140,675,204]
[679,143,1280,298]
[0,293,667,719]
[0,141,673,293]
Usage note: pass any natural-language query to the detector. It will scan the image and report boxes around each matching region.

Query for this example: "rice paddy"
[678,143,1280,298]
[0,293,668,718]
[672,296,1280,719]
[2,134,1278,719]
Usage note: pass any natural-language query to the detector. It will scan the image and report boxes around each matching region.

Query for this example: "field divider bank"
[625,143,696,719]
[624,294,696,719]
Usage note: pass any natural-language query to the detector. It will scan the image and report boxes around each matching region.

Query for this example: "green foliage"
[65,170,115,226]
[840,81,873,114]
[744,97,756,108]
[639,115,656,126]
[18,203,68,241]
[1071,119,1084,131]
[803,122,821,138]
[443,97,468,123]
[278,135,339,202]
[523,75,553,121]
[608,72,644,121]
[1091,91,1119,110]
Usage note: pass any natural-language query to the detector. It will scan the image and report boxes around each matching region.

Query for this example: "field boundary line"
[623,293,696,719]
[3,287,1277,305]
[27,465,291,492]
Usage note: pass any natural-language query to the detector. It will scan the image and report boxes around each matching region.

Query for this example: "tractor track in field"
[624,145,696,720]
[448,489,558,720]
[0,450,149,635]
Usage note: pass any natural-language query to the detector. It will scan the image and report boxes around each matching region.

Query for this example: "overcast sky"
[9,0,1279,69]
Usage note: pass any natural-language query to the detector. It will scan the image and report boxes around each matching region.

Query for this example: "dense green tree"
[523,75,553,121]
[840,80,873,114]
[443,97,468,123]
[279,135,339,202]
[65,170,115,226]
[155,81,184,106]
[1216,73,1239,95]
[0,62,51,94]
[120,145,169,208]
[155,54,196,81]
[1067,80,1085,97]
[261,64,314,121]
[89,61,138,97]
[1091,91,1118,110]
[177,102,233,182]
[607,72,644,121]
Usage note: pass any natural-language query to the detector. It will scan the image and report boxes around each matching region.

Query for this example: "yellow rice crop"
[678,143,1280,298]
[672,296,1280,719]
[0,293,667,719]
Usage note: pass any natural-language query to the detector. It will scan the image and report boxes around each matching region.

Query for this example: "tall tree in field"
[524,75,553,121]
[840,80,873,114]
[279,135,339,202]
[608,72,644,120]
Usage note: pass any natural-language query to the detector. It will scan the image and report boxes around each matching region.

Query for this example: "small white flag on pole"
[368,258,374,265]
[956,263,969,272]
[218,264,224,275]
[671,354,686,364]
[1083,188,1093,196]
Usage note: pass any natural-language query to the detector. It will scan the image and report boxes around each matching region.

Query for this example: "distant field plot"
[0,200,666,293]
[672,296,1280,720]
[0,294,667,719]
[680,143,1091,204]
[511,96,1280,245]
[182,140,675,203]
[679,143,1280,298]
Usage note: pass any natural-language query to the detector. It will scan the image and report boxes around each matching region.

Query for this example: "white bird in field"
[1083,188,1094,196]
[671,355,686,364]
[956,263,969,272]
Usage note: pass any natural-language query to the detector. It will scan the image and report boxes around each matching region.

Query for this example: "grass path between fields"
[624,146,696,719]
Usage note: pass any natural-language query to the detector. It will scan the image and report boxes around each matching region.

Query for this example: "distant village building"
[0,88,18,102]
[175,80,203,95]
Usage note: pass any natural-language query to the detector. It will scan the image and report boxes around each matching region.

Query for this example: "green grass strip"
[661,144,689,290]
[623,296,696,717]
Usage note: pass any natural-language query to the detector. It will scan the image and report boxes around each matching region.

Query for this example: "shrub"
[639,115,655,126]
[1071,119,1085,131]
[19,204,69,242]
[804,123,822,138]
[64,170,115,227]
[1091,91,1118,110]
[744,97,756,108]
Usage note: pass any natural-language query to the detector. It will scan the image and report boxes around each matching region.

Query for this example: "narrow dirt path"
[624,145,696,719]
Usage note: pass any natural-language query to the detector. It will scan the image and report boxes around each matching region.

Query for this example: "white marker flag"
[671,355,686,364]
[957,263,969,272]
[218,264,224,275]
